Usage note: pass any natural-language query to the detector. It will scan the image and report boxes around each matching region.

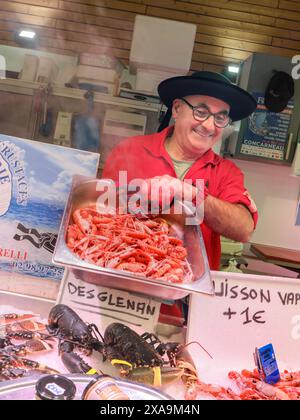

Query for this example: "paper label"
[57,270,161,333]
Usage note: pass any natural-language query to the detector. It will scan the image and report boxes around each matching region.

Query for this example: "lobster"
[47,304,104,352]
[47,304,207,388]
[104,323,178,369]
[47,304,105,375]
[103,323,199,387]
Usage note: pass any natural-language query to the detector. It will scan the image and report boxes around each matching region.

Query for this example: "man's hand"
[139,175,201,211]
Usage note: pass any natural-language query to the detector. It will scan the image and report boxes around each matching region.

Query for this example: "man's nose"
[201,115,215,132]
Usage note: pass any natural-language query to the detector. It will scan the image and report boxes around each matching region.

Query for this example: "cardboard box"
[130,15,196,74]
[79,53,125,76]
[55,65,77,86]
[101,108,147,171]
[135,67,182,94]
[36,57,59,83]
[74,78,118,95]
[103,109,147,137]
[19,55,39,82]
[76,65,118,84]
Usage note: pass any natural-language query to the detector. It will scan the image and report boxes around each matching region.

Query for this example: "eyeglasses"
[181,98,231,128]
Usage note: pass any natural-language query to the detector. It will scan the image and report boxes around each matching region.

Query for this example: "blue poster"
[239,92,294,161]
[0,135,99,281]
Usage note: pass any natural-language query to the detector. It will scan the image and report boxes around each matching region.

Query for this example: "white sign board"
[187,271,300,384]
[57,270,161,334]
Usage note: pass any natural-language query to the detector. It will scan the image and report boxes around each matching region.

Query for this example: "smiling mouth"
[192,128,214,138]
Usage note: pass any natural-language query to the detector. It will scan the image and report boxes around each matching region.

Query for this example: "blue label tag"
[46,382,65,396]
[254,344,281,385]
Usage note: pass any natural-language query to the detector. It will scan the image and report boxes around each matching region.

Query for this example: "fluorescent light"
[228,65,240,74]
[19,30,36,39]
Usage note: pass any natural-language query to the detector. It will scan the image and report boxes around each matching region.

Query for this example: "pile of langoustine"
[67,207,193,283]
[185,369,300,400]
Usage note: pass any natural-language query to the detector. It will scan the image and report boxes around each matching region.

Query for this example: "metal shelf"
[0,78,161,112]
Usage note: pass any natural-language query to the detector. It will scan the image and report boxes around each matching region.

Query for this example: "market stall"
[0,12,299,402]
[0,155,298,400]
[0,119,300,400]
[1,269,300,400]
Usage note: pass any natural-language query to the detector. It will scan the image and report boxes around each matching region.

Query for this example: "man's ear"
[172,99,181,119]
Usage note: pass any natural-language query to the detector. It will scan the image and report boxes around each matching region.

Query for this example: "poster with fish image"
[0,134,99,281]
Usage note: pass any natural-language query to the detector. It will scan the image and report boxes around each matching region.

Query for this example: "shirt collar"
[143,126,221,169]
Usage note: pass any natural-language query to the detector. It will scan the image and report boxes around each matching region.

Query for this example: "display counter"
[250,243,300,275]
[0,289,54,318]
[0,271,59,301]
[0,131,299,400]
[1,269,300,400]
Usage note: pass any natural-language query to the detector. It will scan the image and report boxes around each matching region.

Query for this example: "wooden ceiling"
[0,0,300,72]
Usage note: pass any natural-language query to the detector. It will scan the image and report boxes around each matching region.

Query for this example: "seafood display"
[0,313,58,381]
[67,208,193,284]
[1,305,240,400]
[46,304,205,390]
[186,369,300,400]
[3,305,299,401]
[1,304,202,396]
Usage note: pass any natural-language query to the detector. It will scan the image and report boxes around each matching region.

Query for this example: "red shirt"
[102,126,258,270]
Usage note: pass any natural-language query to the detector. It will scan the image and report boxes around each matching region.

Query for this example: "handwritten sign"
[187,271,300,374]
[214,277,300,326]
[57,270,161,333]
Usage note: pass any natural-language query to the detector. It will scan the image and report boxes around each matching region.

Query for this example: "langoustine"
[67,207,193,284]
[184,368,300,400]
